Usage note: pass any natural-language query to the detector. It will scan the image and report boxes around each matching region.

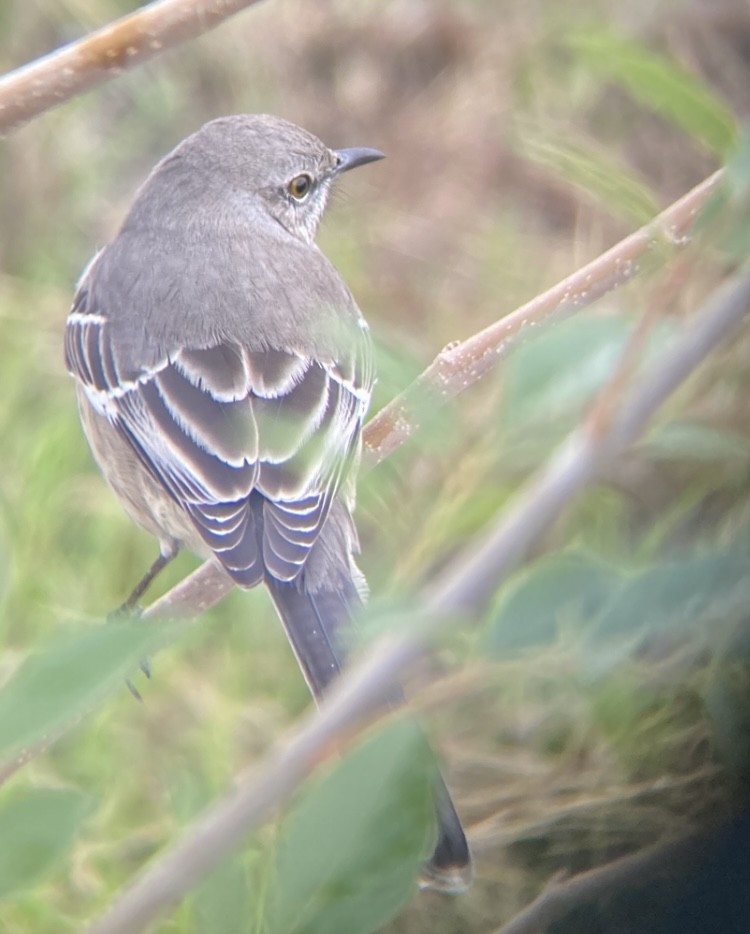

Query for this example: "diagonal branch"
[0,0,264,134]
[362,170,723,466]
[85,264,750,934]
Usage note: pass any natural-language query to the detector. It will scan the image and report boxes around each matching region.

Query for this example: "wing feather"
[65,283,372,585]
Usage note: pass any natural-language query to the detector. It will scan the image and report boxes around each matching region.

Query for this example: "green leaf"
[506,316,627,425]
[517,130,660,225]
[172,768,252,934]
[504,315,673,438]
[271,718,436,934]
[190,858,250,934]
[700,129,750,260]
[588,553,750,649]
[569,32,738,156]
[726,129,750,199]
[0,787,91,898]
[0,619,181,763]
[486,552,622,653]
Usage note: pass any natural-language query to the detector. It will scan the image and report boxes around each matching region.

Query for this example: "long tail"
[265,574,473,894]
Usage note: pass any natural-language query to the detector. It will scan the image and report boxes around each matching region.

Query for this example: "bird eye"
[288,173,313,200]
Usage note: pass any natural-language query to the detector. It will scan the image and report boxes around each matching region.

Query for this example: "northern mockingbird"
[65,113,471,892]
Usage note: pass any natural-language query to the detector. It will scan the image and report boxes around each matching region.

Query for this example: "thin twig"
[85,265,750,934]
[0,0,264,134]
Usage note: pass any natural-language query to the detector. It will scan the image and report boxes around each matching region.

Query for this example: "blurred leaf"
[486,552,622,653]
[699,129,750,260]
[643,421,750,462]
[172,768,253,934]
[0,787,91,899]
[370,336,423,417]
[506,316,629,427]
[517,130,660,224]
[588,552,750,650]
[569,32,737,156]
[504,316,674,446]
[0,523,7,618]
[190,858,250,934]
[271,718,436,934]
[0,619,181,763]
[726,129,750,198]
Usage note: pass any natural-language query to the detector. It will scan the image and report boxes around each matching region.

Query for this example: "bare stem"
[0,0,264,133]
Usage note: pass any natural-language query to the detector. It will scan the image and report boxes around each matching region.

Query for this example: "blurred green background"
[1,0,750,931]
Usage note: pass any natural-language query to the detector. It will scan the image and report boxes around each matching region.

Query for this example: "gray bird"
[65,113,471,893]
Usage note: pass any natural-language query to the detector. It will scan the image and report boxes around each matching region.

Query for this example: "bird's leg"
[108,545,179,698]
[113,545,179,618]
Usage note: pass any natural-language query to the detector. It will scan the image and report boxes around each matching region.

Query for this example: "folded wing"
[64,287,372,586]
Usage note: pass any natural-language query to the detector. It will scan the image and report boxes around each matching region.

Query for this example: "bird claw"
[109,603,149,696]
[126,679,144,702]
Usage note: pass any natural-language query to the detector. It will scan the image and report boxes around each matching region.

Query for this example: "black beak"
[333,147,385,174]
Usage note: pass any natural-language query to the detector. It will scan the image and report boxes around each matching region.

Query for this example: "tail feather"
[266,574,473,893]
[265,574,356,698]
[421,774,473,893]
